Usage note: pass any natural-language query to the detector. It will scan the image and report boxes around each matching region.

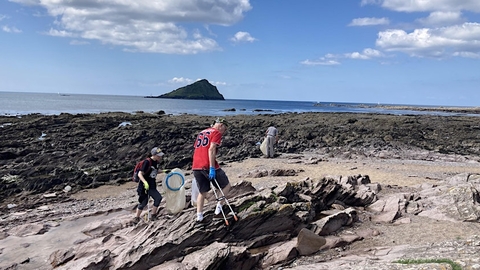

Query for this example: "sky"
[1,0,480,106]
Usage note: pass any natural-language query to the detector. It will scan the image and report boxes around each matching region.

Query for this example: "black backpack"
[132,158,152,182]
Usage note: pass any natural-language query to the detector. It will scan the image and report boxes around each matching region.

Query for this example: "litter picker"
[210,178,238,226]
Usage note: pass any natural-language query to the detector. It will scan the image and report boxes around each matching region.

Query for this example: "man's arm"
[208,142,218,168]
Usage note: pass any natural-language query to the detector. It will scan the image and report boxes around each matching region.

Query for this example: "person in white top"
[265,126,278,158]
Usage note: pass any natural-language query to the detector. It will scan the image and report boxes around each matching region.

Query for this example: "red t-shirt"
[192,127,222,170]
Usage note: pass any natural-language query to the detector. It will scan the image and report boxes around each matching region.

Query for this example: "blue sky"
[1,0,480,106]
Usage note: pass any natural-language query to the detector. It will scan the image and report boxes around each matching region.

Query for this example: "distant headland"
[314,102,480,115]
[146,79,224,100]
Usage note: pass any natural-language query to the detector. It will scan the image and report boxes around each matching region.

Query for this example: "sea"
[0,91,472,117]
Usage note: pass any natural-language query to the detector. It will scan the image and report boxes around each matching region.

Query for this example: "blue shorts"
[193,168,229,193]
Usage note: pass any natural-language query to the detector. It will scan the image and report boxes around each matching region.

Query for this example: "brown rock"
[296,228,326,256]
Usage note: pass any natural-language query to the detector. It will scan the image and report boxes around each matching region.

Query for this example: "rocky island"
[148,79,225,100]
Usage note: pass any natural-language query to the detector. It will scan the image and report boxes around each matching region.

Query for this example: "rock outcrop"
[1,175,376,270]
[2,171,480,269]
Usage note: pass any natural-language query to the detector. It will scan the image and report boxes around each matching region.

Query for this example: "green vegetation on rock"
[394,258,462,270]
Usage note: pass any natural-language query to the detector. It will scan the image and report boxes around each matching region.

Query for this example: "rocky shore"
[1,111,480,269]
[1,111,479,204]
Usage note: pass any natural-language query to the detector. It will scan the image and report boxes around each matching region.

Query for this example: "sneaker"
[214,202,223,215]
[132,216,140,224]
[196,212,204,222]
[150,214,157,221]
[194,218,207,228]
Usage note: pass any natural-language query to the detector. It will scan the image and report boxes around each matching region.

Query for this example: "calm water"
[0,91,467,117]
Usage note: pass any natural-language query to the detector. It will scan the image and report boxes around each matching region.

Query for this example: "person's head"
[212,117,229,134]
[150,147,164,161]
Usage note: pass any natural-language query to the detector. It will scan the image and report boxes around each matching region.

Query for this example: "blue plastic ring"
[165,172,185,191]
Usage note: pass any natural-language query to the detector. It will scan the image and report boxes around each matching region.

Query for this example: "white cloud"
[168,77,226,86]
[47,28,75,37]
[2,25,22,33]
[10,0,38,5]
[301,58,341,66]
[303,48,385,66]
[453,51,480,58]
[1,14,21,33]
[360,0,382,5]
[231,31,257,43]
[416,11,463,27]
[70,39,89,45]
[349,17,390,26]
[344,48,384,59]
[363,0,480,12]
[168,77,194,84]
[359,0,480,60]
[10,0,252,54]
[211,81,227,86]
[376,23,480,58]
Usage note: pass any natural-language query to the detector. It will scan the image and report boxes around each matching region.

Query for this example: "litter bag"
[191,177,199,207]
[162,168,186,214]
[260,137,268,155]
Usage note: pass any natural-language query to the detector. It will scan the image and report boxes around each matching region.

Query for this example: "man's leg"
[266,136,270,157]
[218,183,231,206]
[221,183,231,201]
[214,169,231,214]
[267,136,274,157]
[193,170,210,222]
[196,192,206,221]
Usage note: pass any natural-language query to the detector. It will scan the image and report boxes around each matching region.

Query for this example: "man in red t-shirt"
[192,118,230,222]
